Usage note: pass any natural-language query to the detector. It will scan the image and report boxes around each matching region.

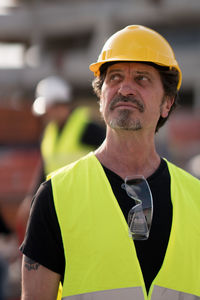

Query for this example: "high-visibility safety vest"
[51,152,200,300]
[41,107,94,175]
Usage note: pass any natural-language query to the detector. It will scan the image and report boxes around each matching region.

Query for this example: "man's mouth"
[109,96,144,112]
[113,102,139,109]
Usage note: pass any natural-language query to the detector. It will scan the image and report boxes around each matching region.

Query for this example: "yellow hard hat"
[89,25,182,90]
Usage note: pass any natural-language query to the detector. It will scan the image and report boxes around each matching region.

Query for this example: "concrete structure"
[0,0,199,107]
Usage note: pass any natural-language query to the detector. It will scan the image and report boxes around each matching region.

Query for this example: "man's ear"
[161,96,175,118]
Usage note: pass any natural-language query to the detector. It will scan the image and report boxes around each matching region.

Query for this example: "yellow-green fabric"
[149,160,200,298]
[51,152,200,300]
[41,107,94,175]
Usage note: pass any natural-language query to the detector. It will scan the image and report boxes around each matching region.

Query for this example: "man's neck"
[95,128,160,179]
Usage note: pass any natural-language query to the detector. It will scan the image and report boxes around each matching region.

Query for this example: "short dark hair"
[92,61,180,132]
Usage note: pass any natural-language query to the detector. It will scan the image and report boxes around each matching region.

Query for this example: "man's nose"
[118,81,137,97]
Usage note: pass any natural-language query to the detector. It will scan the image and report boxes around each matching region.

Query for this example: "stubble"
[108,95,144,131]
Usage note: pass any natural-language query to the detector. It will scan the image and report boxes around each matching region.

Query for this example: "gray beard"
[109,109,142,131]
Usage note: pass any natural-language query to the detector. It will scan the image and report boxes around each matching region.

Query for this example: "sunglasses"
[122,175,153,240]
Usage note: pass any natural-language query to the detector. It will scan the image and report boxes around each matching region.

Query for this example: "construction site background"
[0,0,200,299]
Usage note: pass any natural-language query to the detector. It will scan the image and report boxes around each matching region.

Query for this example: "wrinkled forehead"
[107,61,160,74]
[100,61,169,76]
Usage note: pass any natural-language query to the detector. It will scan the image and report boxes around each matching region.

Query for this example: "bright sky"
[0,0,16,8]
[0,0,18,15]
[0,1,24,68]
[0,43,24,68]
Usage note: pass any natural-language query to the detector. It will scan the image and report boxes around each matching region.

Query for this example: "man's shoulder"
[165,159,200,187]
[50,152,97,180]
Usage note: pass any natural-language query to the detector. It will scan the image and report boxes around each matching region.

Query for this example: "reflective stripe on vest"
[41,107,93,175]
[62,287,144,299]
[151,286,200,300]
[51,152,200,300]
[61,287,200,300]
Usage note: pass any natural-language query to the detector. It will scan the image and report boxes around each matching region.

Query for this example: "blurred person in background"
[0,212,10,300]
[16,75,105,245]
[20,25,200,300]
[0,212,19,300]
[0,256,7,300]
[33,75,106,177]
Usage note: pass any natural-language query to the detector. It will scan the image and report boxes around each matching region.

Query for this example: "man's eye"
[137,75,148,81]
[109,74,121,81]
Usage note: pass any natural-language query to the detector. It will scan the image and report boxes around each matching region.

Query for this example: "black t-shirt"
[20,158,172,293]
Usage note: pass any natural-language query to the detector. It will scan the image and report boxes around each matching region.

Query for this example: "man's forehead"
[107,61,158,73]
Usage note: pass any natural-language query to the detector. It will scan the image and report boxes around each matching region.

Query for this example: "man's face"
[99,62,173,132]
[45,103,70,125]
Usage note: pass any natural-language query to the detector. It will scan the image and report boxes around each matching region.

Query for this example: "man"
[33,75,105,176]
[15,75,105,245]
[20,25,200,300]
[0,213,12,300]
[0,212,19,300]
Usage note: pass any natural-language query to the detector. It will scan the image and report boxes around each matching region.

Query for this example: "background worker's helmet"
[89,25,182,90]
[32,75,72,115]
